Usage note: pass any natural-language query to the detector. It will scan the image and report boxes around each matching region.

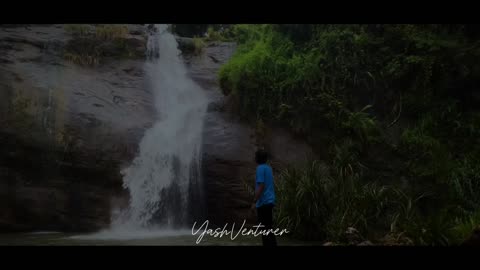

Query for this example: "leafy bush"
[398,125,450,179]
[343,105,381,146]
[205,26,223,41]
[220,24,480,132]
[219,24,480,245]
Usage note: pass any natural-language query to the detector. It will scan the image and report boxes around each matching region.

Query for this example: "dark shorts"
[256,203,277,246]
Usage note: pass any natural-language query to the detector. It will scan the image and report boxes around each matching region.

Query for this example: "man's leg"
[257,205,268,246]
[263,204,277,246]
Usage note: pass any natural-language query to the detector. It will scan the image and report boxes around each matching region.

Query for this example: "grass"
[95,25,129,40]
[64,24,92,36]
[65,24,128,39]
[5,91,36,132]
[192,37,205,55]
[273,158,480,245]
[450,211,480,245]
[62,24,142,66]
[64,52,100,66]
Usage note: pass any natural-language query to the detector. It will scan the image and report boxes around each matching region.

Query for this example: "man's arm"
[251,166,266,211]
[254,183,265,203]
[251,183,265,211]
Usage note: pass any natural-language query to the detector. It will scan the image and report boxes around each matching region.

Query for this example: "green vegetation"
[204,26,235,42]
[175,26,234,56]
[5,90,36,132]
[95,24,128,40]
[64,52,100,66]
[205,26,223,41]
[171,24,234,40]
[192,37,205,55]
[63,24,141,66]
[219,24,480,245]
[171,24,210,37]
[64,24,92,36]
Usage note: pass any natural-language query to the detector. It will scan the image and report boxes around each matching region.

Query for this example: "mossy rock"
[64,35,146,66]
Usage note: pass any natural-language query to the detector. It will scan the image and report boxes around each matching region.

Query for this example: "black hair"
[255,149,268,164]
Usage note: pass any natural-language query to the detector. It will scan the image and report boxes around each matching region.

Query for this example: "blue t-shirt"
[255,164,275,208]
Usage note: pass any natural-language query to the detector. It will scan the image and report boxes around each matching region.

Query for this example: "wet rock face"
[0,24,151,232]
[0,25,315,232]
[185,42,315,227]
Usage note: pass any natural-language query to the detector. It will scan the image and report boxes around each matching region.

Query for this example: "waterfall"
[111,24,208,231]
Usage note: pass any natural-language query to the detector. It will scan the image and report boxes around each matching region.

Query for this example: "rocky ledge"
[0,24,151,232]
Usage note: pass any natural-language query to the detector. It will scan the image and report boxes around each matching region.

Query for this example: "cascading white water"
[110,24,208,231]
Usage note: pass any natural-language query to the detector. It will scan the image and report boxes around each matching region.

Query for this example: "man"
[251,149,277,246]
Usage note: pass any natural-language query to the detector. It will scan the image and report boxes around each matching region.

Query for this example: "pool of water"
[0,230,318,246]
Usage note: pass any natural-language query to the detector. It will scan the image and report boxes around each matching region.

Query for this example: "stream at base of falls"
[0,232,316,246]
